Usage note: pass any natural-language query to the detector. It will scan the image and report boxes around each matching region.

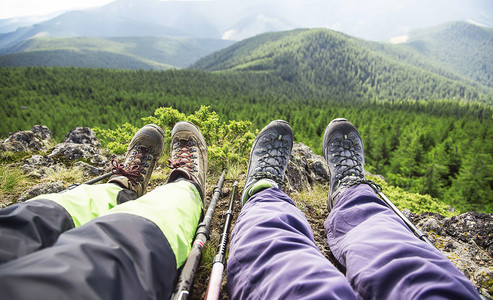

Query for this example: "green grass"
[43,165,85,184]
[0,165,26,193]
[0,164,27,205]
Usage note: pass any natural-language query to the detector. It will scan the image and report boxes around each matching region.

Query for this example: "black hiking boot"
[166,121,208,200]
[241,120,293,205]
[323,118,366,211]
[109,124,165,197]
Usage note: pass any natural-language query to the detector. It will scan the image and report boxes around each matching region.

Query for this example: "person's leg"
[323,118,480,299]
[228,188,356,300]
[0,124,164,264]
[0,121,207,300]
[0,183,133,264]
[0,213,177,300]
[227,120,356,300]
[107,179,203,268]
[325,185,480,299]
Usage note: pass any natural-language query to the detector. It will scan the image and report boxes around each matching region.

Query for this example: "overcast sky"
[1,0,492,40]
[0,0,108,19]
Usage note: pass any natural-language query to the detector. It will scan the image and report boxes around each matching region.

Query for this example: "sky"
[2,0,492,21]
[0,0,114,19]
[1,0,492,40]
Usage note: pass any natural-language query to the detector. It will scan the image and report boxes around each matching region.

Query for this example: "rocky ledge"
[1,127,492,297]
[1,126,112,201]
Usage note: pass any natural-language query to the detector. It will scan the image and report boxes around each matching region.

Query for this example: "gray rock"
[409,211,493,297]
[422,217,443,235]
[49,143,107,167]
[73,161,105,176]
[21,154,57,178]
[444,212,493,255]
[63,127,100,147]
[45,127,107,167]
[285,143,329,193]
[0,125,53,152]
[31,125,52,141]
[17,181,66,202]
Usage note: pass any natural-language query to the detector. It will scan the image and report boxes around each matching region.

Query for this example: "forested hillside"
[1,67,491,213]
[191,28,493,104]
[404,22,493,89]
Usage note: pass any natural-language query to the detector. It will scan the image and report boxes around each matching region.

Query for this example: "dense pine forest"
[1,66,492,213]
[191,28,493,104]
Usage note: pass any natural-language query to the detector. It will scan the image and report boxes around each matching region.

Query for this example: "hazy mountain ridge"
[0,36,234,69]
[0,0,288,49]
[2,0,493,41]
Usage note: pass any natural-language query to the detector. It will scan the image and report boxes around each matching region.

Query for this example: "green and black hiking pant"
[0,180,202,300]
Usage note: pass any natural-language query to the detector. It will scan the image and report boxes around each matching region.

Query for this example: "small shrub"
[368,175,458,217]
[291,184,328,215]
[93,123,140,154]
[96,106,255,171]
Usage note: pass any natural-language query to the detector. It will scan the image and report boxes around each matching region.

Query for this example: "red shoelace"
[167,140,197,173]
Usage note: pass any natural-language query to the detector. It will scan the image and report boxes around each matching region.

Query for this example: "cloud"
[389,35,409,44]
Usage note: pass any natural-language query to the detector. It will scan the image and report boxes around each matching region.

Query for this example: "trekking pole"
[204,181,238,300]
[63,172,112,191]
[171,169,227,300]
[366,181,436,248]
[82,172,112,185]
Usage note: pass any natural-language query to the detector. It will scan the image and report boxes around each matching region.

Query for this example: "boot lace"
[168,140,198,173]
[330,135,365,181]
[111,145,152,185]
[252,134,290,185]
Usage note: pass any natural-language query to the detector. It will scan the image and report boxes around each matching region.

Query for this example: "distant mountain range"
[0,0,491,103]
[0,36,234,69]
[0,0,294,49]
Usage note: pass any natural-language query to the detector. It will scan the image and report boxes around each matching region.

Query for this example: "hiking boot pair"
[109,122,207,198]
[242,118,366,210]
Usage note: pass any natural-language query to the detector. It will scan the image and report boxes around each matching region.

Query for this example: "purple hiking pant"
[227,185,480,300]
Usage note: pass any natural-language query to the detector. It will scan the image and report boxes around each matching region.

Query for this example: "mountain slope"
[0,36,234,69]
[191,28,492,103]
[0,50,174,70]
[403,22,493,88]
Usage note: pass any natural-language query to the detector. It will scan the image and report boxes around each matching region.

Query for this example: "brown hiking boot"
[167,121,208,199]
[109,124,165,197]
